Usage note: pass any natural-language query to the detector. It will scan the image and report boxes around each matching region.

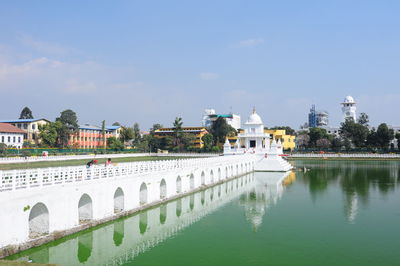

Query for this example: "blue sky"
[1,0,399,130]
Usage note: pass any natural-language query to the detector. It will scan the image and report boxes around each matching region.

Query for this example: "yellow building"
[153,127,209,149]
[264,129,296,151]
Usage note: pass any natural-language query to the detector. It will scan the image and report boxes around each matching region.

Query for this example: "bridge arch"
[201,171,205,185]
[160,179,167,199]
[78,194,93,223]
[236,165,239,175]
[218,168,221,181]
[176,176,182,193]
[29,202,49,238]
[210,170,214,183]
[190,174,195,190]
[114,187,124,213]
[225,167,229,178]
[241,164,243,174]
[140,182,148,205]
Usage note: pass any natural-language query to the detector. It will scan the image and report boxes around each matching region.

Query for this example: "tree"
[172,117,183,147]
[202,133,214,151]
[210,117,234,145]
[396,133,400,151]
[19,107,34,119]
[112,122,121,126]
[133,123,141,146]
[38,122,62,147]
[102,120,106,148]
[55,109,79,147]
[107,137,124,150]
[331,137,343,151]
[376,123,394,150]
[316,138,331,150]
[120,127,134,143]
[340,117,369,148]
[150,123,163,133]
[295,134,310,149]
[0,143,7,156]
[357,112,369,126]
[366,128,378,149]
[308,127,330,147]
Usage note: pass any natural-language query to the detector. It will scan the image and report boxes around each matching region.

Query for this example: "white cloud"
[199,72,219,80]
[237,38,264,48]
[17,34,71,56]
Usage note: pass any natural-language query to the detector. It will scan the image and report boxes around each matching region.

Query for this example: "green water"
[8,160,400,265]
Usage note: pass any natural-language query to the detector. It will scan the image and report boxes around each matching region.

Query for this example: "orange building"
[69,124,121,149]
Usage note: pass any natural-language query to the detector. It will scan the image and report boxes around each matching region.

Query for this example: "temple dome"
[245,108,263,125]
[343,95,355,104]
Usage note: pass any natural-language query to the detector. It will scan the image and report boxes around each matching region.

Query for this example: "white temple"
[223,108,293,172]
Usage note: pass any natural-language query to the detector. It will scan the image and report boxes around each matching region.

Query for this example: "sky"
[0,0,400,130]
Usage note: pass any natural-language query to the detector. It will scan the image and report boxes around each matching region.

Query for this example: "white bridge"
[0,155,256,256]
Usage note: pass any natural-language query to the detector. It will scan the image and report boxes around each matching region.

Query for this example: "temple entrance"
[249,140,256,148]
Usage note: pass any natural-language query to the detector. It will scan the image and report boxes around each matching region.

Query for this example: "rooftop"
[0,123,26,134]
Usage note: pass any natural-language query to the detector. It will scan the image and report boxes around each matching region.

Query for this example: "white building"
[341,96,357,121]
[224,108,292,171]
[0,118,50,144]
[202,109,241,130]
[0,123,25,148]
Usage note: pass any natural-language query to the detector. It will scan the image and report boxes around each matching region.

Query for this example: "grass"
[0,156,188,171]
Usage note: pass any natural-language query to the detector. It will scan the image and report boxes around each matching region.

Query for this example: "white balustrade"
[0,155,254,192]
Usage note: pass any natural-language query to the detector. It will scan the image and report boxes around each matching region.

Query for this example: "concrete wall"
[0,155,255,250]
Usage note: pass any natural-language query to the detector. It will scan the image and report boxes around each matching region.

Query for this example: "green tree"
[331,137,343,151]
[376,123,394,151]
[19,107,34,119]
[56,109,79,147]
[172,117,183,147]
[357,112,369,126]
[112,122,121,126]
[107,137,124,150]
[133,123,141,146]
[308,127,329,147]
[202,133,214,151]
[0,143,7,156]
[316,138,331,150]
[150,123,163,133]
[395,133,400,151]
[340,117,369,148]
[120,127,134,143]
[210,117,234,145]
[101,120,106,148]
[366,129,378,149]
[38,122,62,147]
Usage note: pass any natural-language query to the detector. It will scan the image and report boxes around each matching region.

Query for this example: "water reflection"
[78,231,93,263]
[113,220,124,247]
[294,160,400,223]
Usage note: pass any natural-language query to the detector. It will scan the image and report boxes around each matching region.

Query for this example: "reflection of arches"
[160,179,167,199]
[201,191,205,205]
[113,220,124,247]
[225,183,228,194]
[114,187,124,213]
[140,183,148,205]
[218,185,221,197]
[176,176,182,193]
[210,170,214,183]
[160,205,167,224]
[201,171,205,185]
[190,195,194,210]
[78,194,93,223]
[210,188,214,201]
[78,231,93,263]
[218,168,222,181]
[29,202,49,238]
[190,174,195,190]
[176,199,182,217]
[139,212,147,234]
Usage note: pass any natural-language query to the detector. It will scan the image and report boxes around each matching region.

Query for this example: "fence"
[0,155,254,192]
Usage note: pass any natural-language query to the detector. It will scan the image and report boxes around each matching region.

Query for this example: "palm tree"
[173,117,183,147]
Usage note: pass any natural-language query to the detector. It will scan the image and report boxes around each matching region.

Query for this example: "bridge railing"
[0,155,255,192]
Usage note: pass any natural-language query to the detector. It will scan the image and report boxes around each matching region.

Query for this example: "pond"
[7,160,400,265]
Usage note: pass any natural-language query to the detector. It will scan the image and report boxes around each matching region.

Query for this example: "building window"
[8,136,11,142]
[23,123,28,129]
[13,136,16,143]
[18,137,21,143]
[17,124,21,128]
[32,124,36,130]
[1,136,4,142]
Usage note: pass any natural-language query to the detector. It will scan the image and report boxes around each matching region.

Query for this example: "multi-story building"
[0,123,25,148]
[0,118,50,144]
[68,124,122,149]
[264,129,296,151]
[153,127,209,149]
[202,109,241,130]
[341,96,357,121]
[308,105,329,128]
